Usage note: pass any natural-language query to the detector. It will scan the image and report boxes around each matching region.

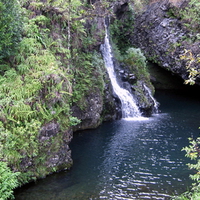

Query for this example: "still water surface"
[15,90,200,199]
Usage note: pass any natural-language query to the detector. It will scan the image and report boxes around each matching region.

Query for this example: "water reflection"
[96,114,190,199]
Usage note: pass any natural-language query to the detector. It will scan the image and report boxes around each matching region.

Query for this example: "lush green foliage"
[72,51,105,109]
[0,14,73,125]
[0,0,23,60]
[173,136,200,200]
[121,47,150,83]
[111,42,154,103]
[0,120,41,164]
[167,0,200,41]
[183,137,200,182]
[181,0,200,33]
[0,162,20,200]
[110,4,134,53]
[0,0,83,190]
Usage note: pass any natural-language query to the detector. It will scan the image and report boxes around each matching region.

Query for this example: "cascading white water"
[143,84,159,113]
[100,29,142,119]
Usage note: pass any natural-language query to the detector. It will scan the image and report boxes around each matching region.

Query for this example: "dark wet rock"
[114,61,156,117]
[71,90,104,131]
[103,75,122,121]
[39,122,73,171]
[131,0,200,85]
[72,74,121,131]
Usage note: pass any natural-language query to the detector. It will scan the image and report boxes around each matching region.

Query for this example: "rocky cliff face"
[72,84,121,131]
[39,122,72,170]
[131,0,200,85]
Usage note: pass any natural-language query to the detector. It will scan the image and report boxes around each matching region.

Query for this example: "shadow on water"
[15,90,200,200]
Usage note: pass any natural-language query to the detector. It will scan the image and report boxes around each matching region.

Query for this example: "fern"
[0,0,79,190]
[0,161,20,200]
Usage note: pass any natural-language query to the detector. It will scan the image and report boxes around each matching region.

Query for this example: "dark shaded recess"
[87,0,99,4]
[149,62,200,100]
[115,2,129,19]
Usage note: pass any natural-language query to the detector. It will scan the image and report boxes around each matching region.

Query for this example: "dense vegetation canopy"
[0,0,23,60]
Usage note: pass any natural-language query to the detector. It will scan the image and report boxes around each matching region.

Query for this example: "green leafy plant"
[0,161,20,200]
[0,120,41,164]
[180,49,200,85]
[71,50,106,111]
[123,47,150,82]
[173,136,200,200]
[183,137,200,181]
[181,0,200,32]
[69,116,81,126]
[0,0,23,60]
[110,5,135,53]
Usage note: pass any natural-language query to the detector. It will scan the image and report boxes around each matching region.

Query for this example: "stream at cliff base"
[15,90,200,200]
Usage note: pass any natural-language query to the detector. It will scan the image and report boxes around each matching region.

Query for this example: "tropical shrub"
[123,47,150,81]
[0,162,20,200]
[0,0,23,60]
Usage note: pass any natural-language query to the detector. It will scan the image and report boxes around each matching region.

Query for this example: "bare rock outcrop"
[131,0,200,85]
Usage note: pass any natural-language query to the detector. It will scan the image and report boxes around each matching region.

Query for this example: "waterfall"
[100,29,142,119]
[143,84,159,114]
